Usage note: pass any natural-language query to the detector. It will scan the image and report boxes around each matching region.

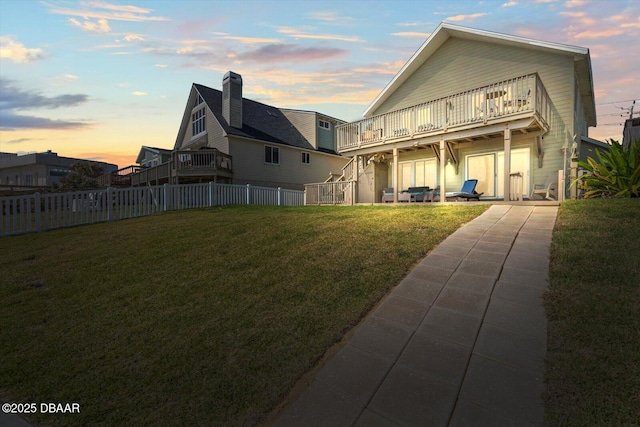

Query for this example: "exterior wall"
[317,115,338,152]
[370,37,577,197]
[228,137,349,190]
[280,110,317,149]
[177,103,228,153]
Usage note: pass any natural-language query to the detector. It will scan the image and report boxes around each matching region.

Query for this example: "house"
[312,23,598,203]
[623,116,640,150]
[131,71,350,190]
[137,146,173,168]
[0,150,117,188]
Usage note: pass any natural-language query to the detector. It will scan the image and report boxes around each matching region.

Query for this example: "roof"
[363,22,596,126]
[193,84,318,151]
[135,145,172,164]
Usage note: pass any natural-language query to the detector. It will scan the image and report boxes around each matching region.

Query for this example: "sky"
[1,0,639,168]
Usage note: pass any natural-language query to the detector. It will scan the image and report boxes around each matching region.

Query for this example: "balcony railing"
[337,73,550,152]
[131,149,232,186]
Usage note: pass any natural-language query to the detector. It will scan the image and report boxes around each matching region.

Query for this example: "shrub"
[573,139,640,198]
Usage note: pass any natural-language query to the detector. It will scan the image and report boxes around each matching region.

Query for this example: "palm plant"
[573,139,640,198]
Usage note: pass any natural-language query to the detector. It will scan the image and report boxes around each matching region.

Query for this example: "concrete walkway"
[273,204,557,427]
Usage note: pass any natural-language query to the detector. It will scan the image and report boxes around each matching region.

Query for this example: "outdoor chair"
[530,175,558,200]
[382,188,394,203]
[446,179,483,201]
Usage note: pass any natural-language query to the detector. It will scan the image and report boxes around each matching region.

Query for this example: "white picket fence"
[0,182,304,237]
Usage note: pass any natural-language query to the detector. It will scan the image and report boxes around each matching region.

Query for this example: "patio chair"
[530,175,558,200]
[382,188,394,203]
[445,179,483,201]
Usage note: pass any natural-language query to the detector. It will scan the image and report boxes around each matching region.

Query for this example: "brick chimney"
[222,71,243,129]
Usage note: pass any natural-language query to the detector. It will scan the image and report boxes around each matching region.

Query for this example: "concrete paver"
[273,205,558,426]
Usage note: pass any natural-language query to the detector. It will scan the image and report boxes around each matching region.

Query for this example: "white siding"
[280,110,317,149]
[372,37,576,193]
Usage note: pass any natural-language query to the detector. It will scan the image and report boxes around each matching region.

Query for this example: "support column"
[392,147,398,203]
[439,136,446,203]
[503,125,511,201]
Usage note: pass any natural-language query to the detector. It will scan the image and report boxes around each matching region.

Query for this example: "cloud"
[445,13,488,22]
[572,28,625,39]
[278,26,364,43]
[0,78,90,130]
[0,36,45,63]
[391,32,431,38]
[49,74,80,86]
[307,11,353,24]
[4,138,42,144]
[132,91,148,96]
[212,32,280,44]
[43,0,170,22]
[124,34,144,41]
[155,64,168,68]
[502,1,517,6]
[68,17,111,32]
[237,44,347,64]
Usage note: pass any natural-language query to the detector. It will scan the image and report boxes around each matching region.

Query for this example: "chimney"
[222,71,243,128]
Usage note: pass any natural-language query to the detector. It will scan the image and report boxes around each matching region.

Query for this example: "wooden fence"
[0,182,304,237]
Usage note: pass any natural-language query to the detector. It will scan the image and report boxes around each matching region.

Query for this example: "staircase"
[305,157,358,205]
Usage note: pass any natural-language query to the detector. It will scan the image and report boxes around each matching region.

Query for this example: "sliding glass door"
[467,148,530,198]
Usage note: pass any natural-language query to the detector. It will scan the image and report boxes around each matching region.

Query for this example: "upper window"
[192,108,205,136]
[318,119,330,130]
[196,94,204,106]
[301,152,310,164]
[265,146,279,164]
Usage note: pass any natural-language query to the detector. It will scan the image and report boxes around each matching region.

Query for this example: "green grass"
[545,199,640,425]
[0,204,487,426]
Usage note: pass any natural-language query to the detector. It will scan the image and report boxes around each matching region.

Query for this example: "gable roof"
[136,145,172,164]
[363,22,596,126]
[193,83,317,151]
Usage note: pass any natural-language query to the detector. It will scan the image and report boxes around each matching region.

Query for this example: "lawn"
[0,204,487,426]
[545,198,640,425]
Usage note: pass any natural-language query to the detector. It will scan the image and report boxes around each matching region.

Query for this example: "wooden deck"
[131,149,233,186]
[336,73,550,154]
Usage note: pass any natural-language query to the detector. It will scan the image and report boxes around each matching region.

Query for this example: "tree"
[60,162,104,189]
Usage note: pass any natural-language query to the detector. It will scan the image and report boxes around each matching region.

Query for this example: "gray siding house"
[132,72,349,190]
[317,23,599,203]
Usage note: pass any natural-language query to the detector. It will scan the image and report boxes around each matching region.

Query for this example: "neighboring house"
[622,117,640,150]
[137,146,173,168]
[0,150,117,188]
[318,23,598,203]
[131,71,349,190]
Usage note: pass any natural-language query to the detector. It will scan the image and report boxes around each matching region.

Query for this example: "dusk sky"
[1,0,638,168]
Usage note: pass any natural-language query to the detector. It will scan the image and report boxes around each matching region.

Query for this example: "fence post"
[34,192,41,232]
[304,189,307,206]
[246,184,251,205]
[163,183,169,211]
[209,181,214,207]
[277,187,281,206]
[107,187,114,222]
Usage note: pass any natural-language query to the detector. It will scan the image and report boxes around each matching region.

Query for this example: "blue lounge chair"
[446,179,483,201]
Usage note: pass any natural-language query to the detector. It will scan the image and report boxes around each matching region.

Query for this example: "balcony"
[131,149,232,186]
[337,73,550,153]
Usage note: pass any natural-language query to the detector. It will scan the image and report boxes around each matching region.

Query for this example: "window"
[265,146,279,164]
[196,94,204,106]
[192,108,205,135]
[318,119,330,130]
[301,152,310,164]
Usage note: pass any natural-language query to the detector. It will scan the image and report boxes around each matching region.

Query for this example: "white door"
[467,148,530,199]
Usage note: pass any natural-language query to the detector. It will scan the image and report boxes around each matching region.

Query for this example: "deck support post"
[439,136,446,203]
[392,147,398,203]
[504,125,511,201]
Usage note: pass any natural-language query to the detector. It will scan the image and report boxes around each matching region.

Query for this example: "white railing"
[0,183,304,237]
[304,181,355,205]
[337,73,549,151]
